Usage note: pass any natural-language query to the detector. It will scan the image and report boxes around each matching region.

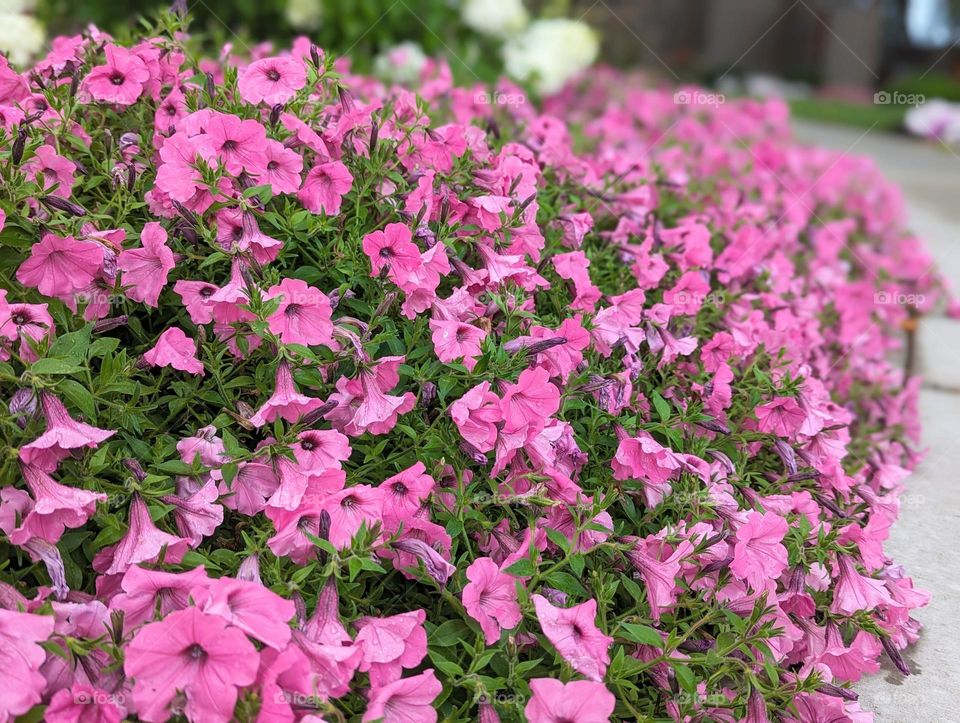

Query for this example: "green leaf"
[619,623,664,647]
[58,379,97,418]
[652,390,672,423]
[31,358,84,375]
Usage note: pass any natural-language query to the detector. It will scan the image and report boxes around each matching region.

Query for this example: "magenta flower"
[142,326,204,375]
[611,431,681,507]
[298,160,354,215]
[81,44,150,106]
[194,576,295,650]
[249,360,325,426]
[0,609,55,720]
[16,233,103,298]
[265,278,335,347]
[462,557,522,644]
[11,462,106,545]
[525,678,616,723]
[117,222,175,307]
[730,511,789,591]
[93,494,189,576]
[238,56,306,105]
[626,534,692,621]
[196,111,268,176]
[532,594,613,681]
[322,484,383,548]
[20,391,115,472]
[125,606,259,723]
[354,609,428,686]
[362,669,442,723]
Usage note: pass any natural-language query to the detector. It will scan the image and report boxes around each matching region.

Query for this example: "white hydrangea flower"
[374,41,428,85]
[461,0,528,38]
[503,18,598,95]
[0,11,46,67]
[285,0,323,31]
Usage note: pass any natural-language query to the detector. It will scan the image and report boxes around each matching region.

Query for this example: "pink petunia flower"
[321,484,383,549]
[117,222,175,307]
[174,279,220,325]
[82,44,151,105]
[19,391,115,472]
[611,430,681,507]
[260,139,304,195]
[265,278,335,347]
[23,144,76,198]
[429,318,486,370]
[362,223,422,277]
[249,360,325,426]
[525,678,616,723]
[293,428,352,472]
[16,233,103,298]
[177,425,227,467]
[362,669,442,723]
[354,609,428,686]
[194,576,295,650]
[449,381,502,453]
[830,554,894,616]
[125,606,259,723]
[499,367,561,437]
[298,160,353,215]
[238,56,307,105]
[626,534,693,621]
[532,594,613,681]
[755,397,806,439]
[161,479,224,547]
[10,462,107,545]
[93,494,189,576]
[730,511,789,591]
[109,564,211,630]
[143,326,204,375]
[45,684,124,723]
[0,609,55,720]
[462,557,522,644]
[196,112,268,176]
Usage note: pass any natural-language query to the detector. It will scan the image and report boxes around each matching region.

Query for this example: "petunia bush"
[0,9,948,723]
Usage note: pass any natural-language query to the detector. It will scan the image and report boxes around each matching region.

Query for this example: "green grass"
[787,98,908,132]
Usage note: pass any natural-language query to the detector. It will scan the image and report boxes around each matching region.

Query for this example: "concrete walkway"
[792,120,960,719]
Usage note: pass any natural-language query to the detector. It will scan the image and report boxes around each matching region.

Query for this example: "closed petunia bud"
[9,388,37,428]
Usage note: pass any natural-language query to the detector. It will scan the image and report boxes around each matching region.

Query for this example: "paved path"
[792,120,960,720]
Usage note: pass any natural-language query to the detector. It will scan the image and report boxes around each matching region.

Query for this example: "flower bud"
[12,126,27,165]
[122,458,147,481]
[40,195,87,217]
[269,103,282,127]
[236,554,262,584]
[369,120,379,155]
[9,388,37,428]
[392,538,456,585]
[881,635,911,675]
[816,682,858,701]
[419,381,437,409]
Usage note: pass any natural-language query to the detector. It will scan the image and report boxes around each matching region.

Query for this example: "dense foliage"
[0,10,946,723]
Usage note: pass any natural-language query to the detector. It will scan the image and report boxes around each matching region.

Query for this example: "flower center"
[266,68,281,82]
[186,643,207,662]
[110,72,126,86]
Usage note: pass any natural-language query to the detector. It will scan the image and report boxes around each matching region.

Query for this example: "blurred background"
[2,0,960,137]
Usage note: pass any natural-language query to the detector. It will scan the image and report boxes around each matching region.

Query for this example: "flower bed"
[0,13,946,723]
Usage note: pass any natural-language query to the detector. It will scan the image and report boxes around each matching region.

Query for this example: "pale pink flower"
[499,366,561,436]
[259,140,303,195]
[117,222,175,307]
[525,678,616,723]
[161,479,224,546]
[45,683,124,723]
[19,391,115,472]
[362,669,441,723]
[293,428,352,472]
[177,425,227,467]
[755,397,806,438]
[298,160,353,215]
[611,430,681,507]
[10,462,106,545]
[93,494,189,576]
[462,557,522,644]
[429,318,486,370]
[354,609,428,686]
[197,112,268,176]
[450,381,501,453]
[830,555,894,616]
[266,278,335,347]
[125,606,259,723]
[532,594,613,681]
[16,233,102,298]
[109,565,211,630]
[0,609,55,720]
[362,223,422,277]
[321,484,383,548]
[174,279,220,325]
[249,360,325,426]
[238,56,307,105]
[730,511,789,591]
[24,144,76,198]
[82,44,150,106]
[194,576,295,650]
[143,326,204,375]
